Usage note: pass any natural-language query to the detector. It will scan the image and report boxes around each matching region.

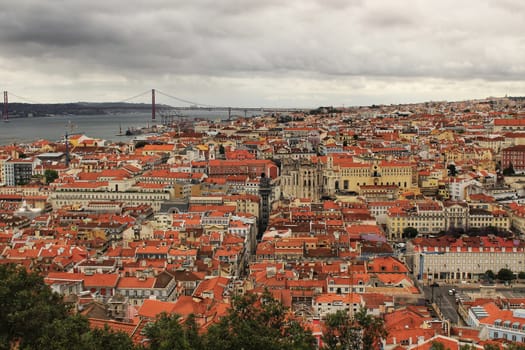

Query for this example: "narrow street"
[422,283,460,324]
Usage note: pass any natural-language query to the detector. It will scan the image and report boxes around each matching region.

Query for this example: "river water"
[0,110,235,145]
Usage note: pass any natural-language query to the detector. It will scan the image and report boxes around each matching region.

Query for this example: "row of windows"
[492,332,523,343]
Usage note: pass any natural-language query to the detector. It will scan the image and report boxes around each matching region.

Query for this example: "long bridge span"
[1,89,309,122]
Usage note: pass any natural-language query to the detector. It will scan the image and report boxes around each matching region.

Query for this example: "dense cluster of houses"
[3,96,525,348]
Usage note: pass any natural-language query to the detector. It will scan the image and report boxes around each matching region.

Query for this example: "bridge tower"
[151,89,156,120]
[3,91,7,121]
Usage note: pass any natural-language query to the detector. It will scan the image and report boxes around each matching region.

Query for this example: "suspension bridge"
[1,89,307,122]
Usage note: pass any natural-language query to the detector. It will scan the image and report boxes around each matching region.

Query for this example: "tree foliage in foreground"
[0,264,134,350]
[0,263,391,350]
[322,308,387,350]
[203,292,317,350]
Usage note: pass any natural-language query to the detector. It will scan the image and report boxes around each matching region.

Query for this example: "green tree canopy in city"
[204,291,316,350]
[447,164,457,177]
[484,270,496,281]
[323,310,362,350]
[322,308,387,350]
[0,264,135,350]
[44,169,59,184]
[503,162,515,176]
[430,341,446,350]
[497,268,516,281]
[403,227,418,239]
[143,313,192,350]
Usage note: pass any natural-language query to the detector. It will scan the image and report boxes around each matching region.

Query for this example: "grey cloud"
[0,0,524,105]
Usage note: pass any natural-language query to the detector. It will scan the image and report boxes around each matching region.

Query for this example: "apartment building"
[407,236,525,282]
[467,301,525,344]
[50,181,174,211]
[386,201,510,240]
[3,158,37,186]
[386,200,445,240]
[115,271,177,306]
[502,145,525,173]
[312,293,363,319]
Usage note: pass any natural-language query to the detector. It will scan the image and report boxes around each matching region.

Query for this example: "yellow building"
[223,194,260,220]
[468,207,510,231]
[327,159,413,194]
[444,146,493,165]
[435,130,456,142]
[386,200,510,240]
[386,200,445,240]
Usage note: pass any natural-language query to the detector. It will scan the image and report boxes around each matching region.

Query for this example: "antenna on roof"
[65,131,70,167]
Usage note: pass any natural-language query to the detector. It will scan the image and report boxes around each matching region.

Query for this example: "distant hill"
[6,102,172,118]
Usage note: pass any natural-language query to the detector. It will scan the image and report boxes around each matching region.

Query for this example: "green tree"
[35,315,135,350]
[219,144,225,155]
[497,268,515,281]
[447,164,457,177]
[460,345,478,350]
[430,341,446,350]
[518,271,525,280]
[185,314,204,350]
[0,264,136,350]
[144,313,191,350]
[323,308,387,350]
[81,325,136,350]
[44,169,59,184]
[403,227,418,239]
[354,307,387,350]
[484,270,496,281]
[323,310,361,350]
[35,314,90,350]
[483,344,501,350]
[204,292,316,350]
[0,264,68,349]
[134,140,148,149]
[503,162,515,176]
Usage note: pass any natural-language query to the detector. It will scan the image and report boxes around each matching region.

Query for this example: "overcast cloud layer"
[1,0,525,107]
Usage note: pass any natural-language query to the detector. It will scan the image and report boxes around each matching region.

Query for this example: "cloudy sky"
[1,0,525,107]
